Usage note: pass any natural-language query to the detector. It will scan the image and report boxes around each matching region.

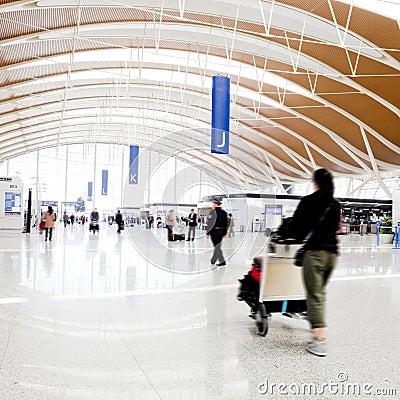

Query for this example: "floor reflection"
[0,227,398,300]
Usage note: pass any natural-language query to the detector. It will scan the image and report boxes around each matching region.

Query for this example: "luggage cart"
[89,220,99,234]
[172,224,185,241]
[238,249,307,337]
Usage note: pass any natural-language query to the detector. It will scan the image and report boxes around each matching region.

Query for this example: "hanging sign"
[211,75,230,154]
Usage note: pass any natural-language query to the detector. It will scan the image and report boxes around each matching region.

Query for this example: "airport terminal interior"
[0,0,400,399]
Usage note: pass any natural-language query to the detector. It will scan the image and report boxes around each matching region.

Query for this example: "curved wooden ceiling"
[0,0,399,188]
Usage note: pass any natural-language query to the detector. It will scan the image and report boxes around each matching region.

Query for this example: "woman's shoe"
[306,339,327,357]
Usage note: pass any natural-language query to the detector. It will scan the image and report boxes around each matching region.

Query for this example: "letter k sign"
[130,173,137,184]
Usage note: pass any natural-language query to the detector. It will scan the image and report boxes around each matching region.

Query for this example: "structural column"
[393,181,400,225]
[64,145,69,203]
[93,144,97,207]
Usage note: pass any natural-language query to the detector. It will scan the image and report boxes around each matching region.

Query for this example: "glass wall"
[292,175,398,199]
[1,145,397,219]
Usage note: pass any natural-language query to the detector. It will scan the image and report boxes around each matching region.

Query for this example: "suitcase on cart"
[169,234,177,242]
[89,222,99,233]
[238,253,307,337]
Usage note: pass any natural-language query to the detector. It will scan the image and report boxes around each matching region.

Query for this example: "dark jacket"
[188,212,197,227]
[206,207,228,236]
[283,190,340,253]
[90,211,99,222]
[115,212,123,225]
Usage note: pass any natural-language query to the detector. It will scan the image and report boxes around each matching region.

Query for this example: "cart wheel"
[256,303,269,337]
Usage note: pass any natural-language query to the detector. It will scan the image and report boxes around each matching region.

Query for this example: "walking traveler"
[280,168,340,357]
[115,210,123,234]
[63,211,69,227]
[206,199,228,266]
[43,205,56,241]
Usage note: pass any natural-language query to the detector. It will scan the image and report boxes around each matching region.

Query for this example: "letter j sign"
[211,76,230,154]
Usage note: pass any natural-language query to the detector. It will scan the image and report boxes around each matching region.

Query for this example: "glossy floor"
[0,224,399,399]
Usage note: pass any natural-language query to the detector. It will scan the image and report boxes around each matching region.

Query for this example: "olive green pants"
[303,250,337,329]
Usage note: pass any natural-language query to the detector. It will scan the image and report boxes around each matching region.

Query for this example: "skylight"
[336,0,400,20]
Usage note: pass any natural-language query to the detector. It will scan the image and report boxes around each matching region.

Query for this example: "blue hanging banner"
[211,75,230,154]
[101,170,108,195]
[129,145,139,185]
[88,182,93,201]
